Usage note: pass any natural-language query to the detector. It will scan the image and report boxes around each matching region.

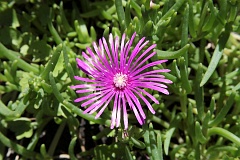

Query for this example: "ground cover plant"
[0,0,240,159]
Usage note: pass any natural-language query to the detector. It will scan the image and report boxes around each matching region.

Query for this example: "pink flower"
[71,32,172,129]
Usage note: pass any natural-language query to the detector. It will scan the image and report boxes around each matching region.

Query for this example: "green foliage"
[0,0,240,159]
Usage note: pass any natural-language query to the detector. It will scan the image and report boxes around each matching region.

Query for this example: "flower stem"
[208,127,240,146]
[151,115,169,128]
[63,100,111,127]
[41,45,62,80]
[48,120,66,156]
[0,43,39,74]
[0,131,40,158]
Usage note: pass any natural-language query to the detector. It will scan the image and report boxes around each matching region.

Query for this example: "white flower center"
[113,73,128,89]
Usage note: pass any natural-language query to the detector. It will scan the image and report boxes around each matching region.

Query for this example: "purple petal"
[71,84,88,89]
[93,40,114,75]
[113,35,120,70]
[140,74,165,78]
[76,58,92,75]
[109,34,116,65]
[121,41,129,71]
[134,83,170,95]
[86,45,108,75]
[110,92,119,129]
[130,87,155,114]
[84,91,114,114]
[89,91,115,114]
[75,85,112,94]
[71,83,110,89]
[81,93,105,107]
[125,89,146,119]
[91,85,113,91]
[85,48,98,64]
[130,60,168,77]
[126,37,147,68]
[95,93,115,119]
[116,92,122,127]
[137,77,173,84]
[74,93,100,103]
[86,46,108,75]
[135,87,159,104]
[80,88,112,106]
[76,89,94,94]
[124,91,144,125]
[122,94,128,130]
[120,34,126,71]
[129,44,156,71]
[132,69,171,80]
[74,76,97,83]
[82,51,102,74]
[124,32,136,64]
[102,36,115,70]
[130,51,157,73]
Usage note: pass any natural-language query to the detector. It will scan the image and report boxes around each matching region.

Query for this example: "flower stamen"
[113,73,128,89]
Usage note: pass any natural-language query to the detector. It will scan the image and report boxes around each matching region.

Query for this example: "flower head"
[71,32,172,129]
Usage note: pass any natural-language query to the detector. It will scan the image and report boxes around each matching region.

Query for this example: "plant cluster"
[0,0,240,159]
